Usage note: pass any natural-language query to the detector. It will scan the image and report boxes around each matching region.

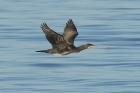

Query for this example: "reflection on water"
[0,0,140,93]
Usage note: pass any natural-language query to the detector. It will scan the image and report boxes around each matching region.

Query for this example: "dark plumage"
[36,19,96,56]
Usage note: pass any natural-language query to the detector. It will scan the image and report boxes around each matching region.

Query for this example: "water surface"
[0,0,140,93]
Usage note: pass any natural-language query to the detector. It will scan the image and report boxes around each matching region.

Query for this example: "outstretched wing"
[40,23,66,48]
[62,19,78,45]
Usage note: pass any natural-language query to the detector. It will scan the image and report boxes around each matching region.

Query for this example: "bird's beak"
[88,44,98,48]
[88,45,93,48]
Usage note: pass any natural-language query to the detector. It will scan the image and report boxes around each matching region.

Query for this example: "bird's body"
[36,19,95,56]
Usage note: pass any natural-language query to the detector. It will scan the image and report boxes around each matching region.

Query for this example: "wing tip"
[40,22,49,29]
[66,19,74,25]
[68,19,73,23]
[69,19,72,21]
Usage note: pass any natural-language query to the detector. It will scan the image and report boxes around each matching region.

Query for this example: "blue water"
[0,0,140,93]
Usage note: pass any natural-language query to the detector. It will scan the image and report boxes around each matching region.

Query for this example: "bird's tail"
[35,50,49,53]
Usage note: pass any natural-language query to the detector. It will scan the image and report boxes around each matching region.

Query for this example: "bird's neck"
[77,45,87,51]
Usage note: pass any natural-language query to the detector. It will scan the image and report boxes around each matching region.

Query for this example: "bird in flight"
[36,19,96,56]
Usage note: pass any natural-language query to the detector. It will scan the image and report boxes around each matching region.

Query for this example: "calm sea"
[0,0,140,93]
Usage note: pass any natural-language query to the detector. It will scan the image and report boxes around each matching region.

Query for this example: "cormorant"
[36,19,96,56]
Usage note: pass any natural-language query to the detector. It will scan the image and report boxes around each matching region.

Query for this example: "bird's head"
[84,43,97,48]
[78,43,97,51]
